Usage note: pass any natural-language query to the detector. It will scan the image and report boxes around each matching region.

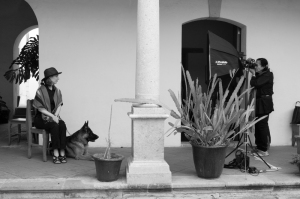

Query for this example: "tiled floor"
[0,123,298,179]
[1,122,300,198]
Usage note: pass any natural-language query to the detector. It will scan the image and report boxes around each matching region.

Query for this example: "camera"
[241,58,257,69]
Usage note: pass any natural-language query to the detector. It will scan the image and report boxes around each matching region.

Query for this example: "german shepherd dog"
[66,121,99,160]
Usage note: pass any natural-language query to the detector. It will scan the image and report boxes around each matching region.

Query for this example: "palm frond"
[4,36,39,84]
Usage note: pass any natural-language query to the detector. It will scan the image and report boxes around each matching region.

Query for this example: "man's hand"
[250,68,256,76]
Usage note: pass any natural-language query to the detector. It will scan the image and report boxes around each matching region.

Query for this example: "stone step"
[2,172,300,199]
[2,188,300,199]
[2,176,300,199]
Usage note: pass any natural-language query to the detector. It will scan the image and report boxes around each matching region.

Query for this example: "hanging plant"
[4,35,39,84]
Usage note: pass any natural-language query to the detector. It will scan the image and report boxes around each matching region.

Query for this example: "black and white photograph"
[0,0,300,198]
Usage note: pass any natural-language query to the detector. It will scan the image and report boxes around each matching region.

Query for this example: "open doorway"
[181,19,242,142]
[17,28,39,107]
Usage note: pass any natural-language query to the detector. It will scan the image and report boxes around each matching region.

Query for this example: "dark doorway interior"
[181,20,241,142]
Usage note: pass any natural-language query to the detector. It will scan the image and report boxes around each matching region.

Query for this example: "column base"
[126,156,172,186]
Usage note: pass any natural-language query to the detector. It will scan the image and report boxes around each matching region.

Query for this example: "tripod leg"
[247,135,271,169]
[226,133,244,158]
[247,135,257,151]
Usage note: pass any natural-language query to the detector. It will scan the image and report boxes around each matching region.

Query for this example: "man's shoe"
[250,148,269,157]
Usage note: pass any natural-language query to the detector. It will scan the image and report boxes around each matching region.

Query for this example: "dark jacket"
[250,68,274,115]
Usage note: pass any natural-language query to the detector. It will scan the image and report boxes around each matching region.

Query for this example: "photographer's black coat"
[250,68,274,115]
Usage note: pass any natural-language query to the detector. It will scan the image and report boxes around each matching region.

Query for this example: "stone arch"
[183,17,246,56]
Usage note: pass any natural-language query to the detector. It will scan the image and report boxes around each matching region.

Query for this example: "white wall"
[221,0,300,145]
[25,0,300,147]
[26,0,137,147]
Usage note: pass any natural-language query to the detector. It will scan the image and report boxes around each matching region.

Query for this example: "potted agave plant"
[166,68,266,179]
[93,105,124,182]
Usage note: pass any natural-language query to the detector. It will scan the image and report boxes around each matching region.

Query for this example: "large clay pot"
[93,153,124,182]
[192,144,227,179]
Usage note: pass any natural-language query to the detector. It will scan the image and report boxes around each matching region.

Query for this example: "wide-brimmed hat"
[42,67,62,81]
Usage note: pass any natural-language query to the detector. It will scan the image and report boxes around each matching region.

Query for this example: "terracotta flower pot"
[192,144,227,179]
[93,153,124,182]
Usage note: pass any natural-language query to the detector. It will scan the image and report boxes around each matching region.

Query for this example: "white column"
[135,0,159,101]
[126,0,172,187]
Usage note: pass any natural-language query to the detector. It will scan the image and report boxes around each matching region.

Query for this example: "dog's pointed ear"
[82,121,87,129]
[87,120,89,126]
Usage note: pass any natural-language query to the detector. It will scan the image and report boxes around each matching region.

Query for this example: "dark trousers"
[255,114,271,152]
[34,116,67,150]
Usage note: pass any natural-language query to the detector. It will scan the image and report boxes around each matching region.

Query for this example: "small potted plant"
[166,68,267,179]
[93,105,124,182]
[291,154,300,173]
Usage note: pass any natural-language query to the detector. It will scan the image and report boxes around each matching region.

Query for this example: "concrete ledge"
[1,174,300,194]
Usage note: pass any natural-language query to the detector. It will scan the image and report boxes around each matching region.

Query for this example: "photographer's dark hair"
[256,58,268,67]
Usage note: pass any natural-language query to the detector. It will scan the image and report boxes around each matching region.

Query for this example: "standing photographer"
[248,58,274,157]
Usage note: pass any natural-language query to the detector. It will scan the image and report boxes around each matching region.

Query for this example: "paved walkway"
[1,123,300,198]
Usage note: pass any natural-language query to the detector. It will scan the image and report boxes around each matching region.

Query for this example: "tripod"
[225,128,272,172]
[227,63,271,172]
